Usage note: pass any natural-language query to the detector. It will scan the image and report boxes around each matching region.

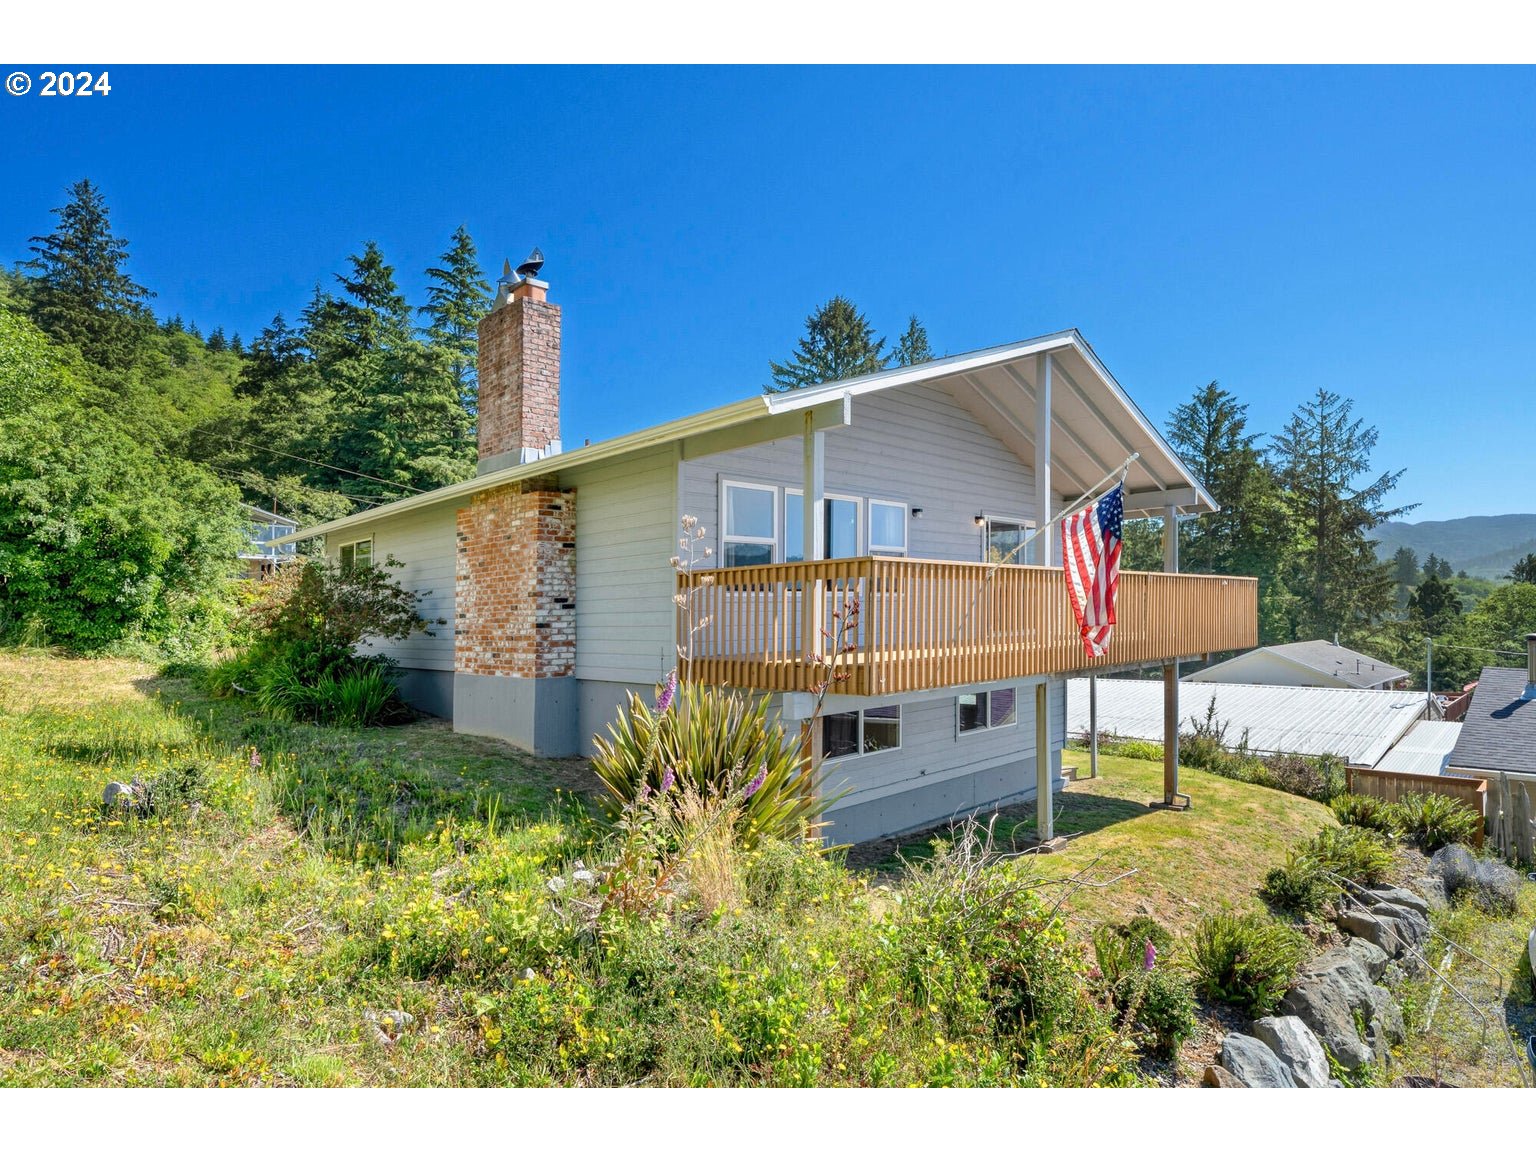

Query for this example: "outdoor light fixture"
[911,508,923,519]
[973,514,986,528]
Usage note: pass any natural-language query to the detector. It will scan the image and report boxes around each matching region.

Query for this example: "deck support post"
[800,413,827,818]
[1158,504,1190,809]
[1032,352,1054,566]
[1088,674,1099,779]
[1035,681,1053,842]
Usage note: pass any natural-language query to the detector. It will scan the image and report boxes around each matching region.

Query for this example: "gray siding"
[680,381,1048,566]
[326,504,458,673]
[571,444,678,686]
[819,678,1067,815]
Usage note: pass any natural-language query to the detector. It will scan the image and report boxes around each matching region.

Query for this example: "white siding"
[681,382,1042,565]
[326,504,458,672]
[821,679,1067,812]
[572,444,678,685]
[1184,650,1335,689]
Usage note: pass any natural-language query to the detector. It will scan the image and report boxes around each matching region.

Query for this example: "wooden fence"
[1487,772,1536,867]
[1345,767,1487,849]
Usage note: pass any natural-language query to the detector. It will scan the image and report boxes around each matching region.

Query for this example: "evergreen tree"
[1165,382,1285,580]
[1392,545,1419,611]
[1408,573,1461,636]
[237,312,305,399]
[1270,389,1414,642]
[894,315,934,367]
[420,225,491,423]
[331,241,411,356]
[1511,553,1536,585]
[23,179,154,368]
[229,332,244,356]
[206,326,228,353]
[767,296,889,393]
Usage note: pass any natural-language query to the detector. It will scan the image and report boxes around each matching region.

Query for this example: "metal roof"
[1185,640,1411,690]
[280,329,1216,545]
[1373,720,1465,777]
[1066,678,1429,767]
[1449,667,1536,774]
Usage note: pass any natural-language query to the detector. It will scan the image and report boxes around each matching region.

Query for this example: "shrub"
[1392,792,1481,852]
[1260,852,1333,918]
[1330,792,1400,834]
[591,678,832,848]
[1190,911,1309,1018]
[1306,824,1396,886]
[1121,968,1197,1058]
[1262,753,1347,803]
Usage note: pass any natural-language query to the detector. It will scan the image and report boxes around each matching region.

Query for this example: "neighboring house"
[279,268,1257,844]
[1184,639,1411,691]
[240,505,298,579]
[1066,678,1432,767]
[1447,637,1536,780]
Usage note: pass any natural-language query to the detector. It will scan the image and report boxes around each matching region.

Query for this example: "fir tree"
[206,326,228,353]
[894,315,934,366]
[1511,553,1536,585]
[1270,389,1415,642]
[237,312,305,399]
[767,296,889,393]
[420,225,491,423]
[331,241,411,355]
[24,178,154,367]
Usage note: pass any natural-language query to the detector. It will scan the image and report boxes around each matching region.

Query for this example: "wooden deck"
[677,556,1258,695]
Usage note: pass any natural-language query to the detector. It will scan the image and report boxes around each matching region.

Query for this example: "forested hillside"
[1370,515,1536,580]
[0,179,491,654]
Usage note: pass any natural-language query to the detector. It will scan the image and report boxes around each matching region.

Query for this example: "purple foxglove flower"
[637,782,651,803]
[659,766,676,793]
[742,765,767,801]
[653,670,678,715]
[249,748,262,770]
[1143,939,1157,971]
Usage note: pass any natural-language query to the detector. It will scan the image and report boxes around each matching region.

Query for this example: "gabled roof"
[1187,640,1411,690]
[282,328,1216,545]
[1449,667,1536,774]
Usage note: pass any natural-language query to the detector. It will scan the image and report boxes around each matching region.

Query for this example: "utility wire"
[207,466,394,510]
[202,432,424,494]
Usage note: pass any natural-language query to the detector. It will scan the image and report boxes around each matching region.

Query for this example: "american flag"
[1060,483,1124,658]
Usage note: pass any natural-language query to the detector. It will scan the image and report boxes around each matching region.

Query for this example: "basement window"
[823,704,902,760]
[957,688,1017,735]
[339,537,374,572]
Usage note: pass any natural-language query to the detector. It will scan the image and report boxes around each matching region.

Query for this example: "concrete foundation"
[578,679,655,755]
[396,668,454,719]
[452,672,580,757]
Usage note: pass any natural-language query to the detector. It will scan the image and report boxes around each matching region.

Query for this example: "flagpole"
[952,452,1139,643]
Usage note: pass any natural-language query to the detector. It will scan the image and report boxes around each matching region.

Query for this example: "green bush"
[591,678,832,848]
[1108,739,1164,762]
[1260,852,1333,918]
[1191,911,1309,1018]
[1330,792,1400,834]
[1121,968,1197,1058]
[1392,792,1482,852]
[1306,824,1396,886]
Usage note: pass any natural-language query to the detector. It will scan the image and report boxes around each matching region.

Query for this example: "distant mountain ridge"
[1370,514,1536,579]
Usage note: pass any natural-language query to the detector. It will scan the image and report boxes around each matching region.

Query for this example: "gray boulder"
[1367,985,1405,1060]
[1336,901,1430,961]
[1252,1015,1331,1088]
[1281,950,1377,1071]
[1430,843,1521,915]
[1345,936,1389,981]
[1406,874,1448,910]
[1355,885,1430,918]
[1219,1032,1297,1087]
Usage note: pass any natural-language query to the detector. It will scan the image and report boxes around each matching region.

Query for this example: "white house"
[280,265,1256,843]
[1184,639,1411,692]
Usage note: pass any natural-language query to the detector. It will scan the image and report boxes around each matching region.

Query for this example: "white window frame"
[823,704,903,762]
[720,479,780,568]
[785,488,864,561]
[868,498,909,556]
[980,515,1036,565]
[339,536,375,571]
[956,687,1019,737]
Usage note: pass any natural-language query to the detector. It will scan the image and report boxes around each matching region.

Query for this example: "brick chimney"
[476,274,561,474]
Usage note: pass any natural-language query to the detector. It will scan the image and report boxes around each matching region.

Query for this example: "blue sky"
[3,65,1532,522]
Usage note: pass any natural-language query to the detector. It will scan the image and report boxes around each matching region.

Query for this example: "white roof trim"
[280,328,1214,545]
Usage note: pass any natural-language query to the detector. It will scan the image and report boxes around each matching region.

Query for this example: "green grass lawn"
[867,748,1336,936]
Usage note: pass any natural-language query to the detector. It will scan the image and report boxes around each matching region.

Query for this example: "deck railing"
[677,556,1258,695]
